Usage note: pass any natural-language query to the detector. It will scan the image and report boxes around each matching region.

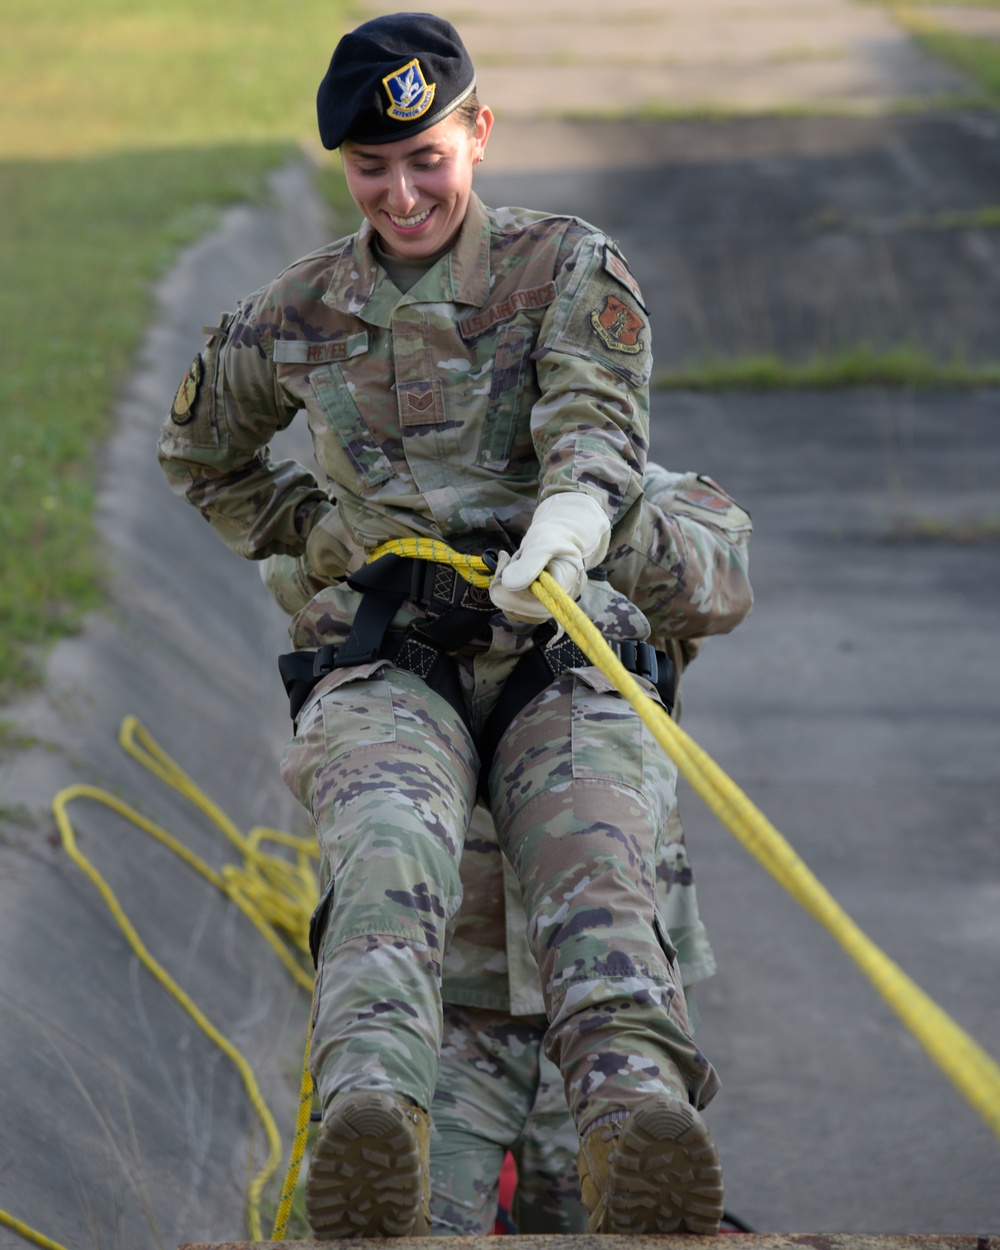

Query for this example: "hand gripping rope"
[5,540,998,1250]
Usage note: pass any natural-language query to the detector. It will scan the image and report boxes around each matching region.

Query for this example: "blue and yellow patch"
[382,58,437,122]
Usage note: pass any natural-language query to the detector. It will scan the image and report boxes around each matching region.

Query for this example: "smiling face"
[341,105,493,260]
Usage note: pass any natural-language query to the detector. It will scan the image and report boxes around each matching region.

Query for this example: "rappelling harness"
[278,550,675,799]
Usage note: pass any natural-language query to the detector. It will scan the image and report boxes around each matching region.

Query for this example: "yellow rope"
[8,533,997,1250]
[1,716,321,1249]
[372,537,1000,1141]
[0,1212,70,1250]
[118,717,318,987]
[270,1024,315,1240]
[49,780,284,1239]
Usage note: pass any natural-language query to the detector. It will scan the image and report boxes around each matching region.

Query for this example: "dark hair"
[452,91,481,134]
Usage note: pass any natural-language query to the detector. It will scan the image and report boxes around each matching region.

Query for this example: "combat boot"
[305,1089,431,1238]
[577,1094,724,1235]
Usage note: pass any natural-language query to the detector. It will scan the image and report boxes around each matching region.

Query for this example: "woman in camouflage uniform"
[263,460,750,1235]
[158,12,751,1239]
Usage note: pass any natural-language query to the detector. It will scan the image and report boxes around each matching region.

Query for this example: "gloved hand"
[489,493,611,623]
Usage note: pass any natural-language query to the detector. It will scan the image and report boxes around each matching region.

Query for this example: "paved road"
[364,0,970,132]
[472,106,1000,1232]
[1,3,997,1244]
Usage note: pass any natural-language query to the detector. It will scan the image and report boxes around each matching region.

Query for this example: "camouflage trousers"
[429,1003,585,1236]
[280,651,716,1135]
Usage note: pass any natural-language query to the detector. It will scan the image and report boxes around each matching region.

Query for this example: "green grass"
[546,90,985,123]
[924,204,1000,229]
[654,345,1000,391]
[865,0,1000,8]
[0,0,361,701]
[910,27,1000,104]
[887,5,1000,104]
[883,515,1000,543]
[0,146,294,696]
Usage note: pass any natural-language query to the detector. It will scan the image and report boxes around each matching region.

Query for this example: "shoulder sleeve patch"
[673,474,753,534]
[170,354,203,425]
[603,243,647,312]
[590,294,646,355]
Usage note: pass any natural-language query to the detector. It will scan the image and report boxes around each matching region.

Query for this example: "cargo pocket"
[653,908,693,1035]
[570,670,645,791]
[476,324,534,470]
[311,366,395,491]
[309,878,335,970]
[279,661,395,816]
[319,665,397,761]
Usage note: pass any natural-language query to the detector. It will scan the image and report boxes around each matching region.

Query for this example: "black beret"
[317,12,476,150]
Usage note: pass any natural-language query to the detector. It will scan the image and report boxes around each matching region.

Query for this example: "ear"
[474,105,494,161]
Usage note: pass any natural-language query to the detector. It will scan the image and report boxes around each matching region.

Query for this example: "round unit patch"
[171,354,203,424]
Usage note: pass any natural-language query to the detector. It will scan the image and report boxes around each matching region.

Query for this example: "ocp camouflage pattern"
[158,195,747,1152]
[429,1003,586,1235]
[157,194,655,574]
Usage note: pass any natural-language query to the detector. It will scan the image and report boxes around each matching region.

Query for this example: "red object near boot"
[493,1150,518,1234]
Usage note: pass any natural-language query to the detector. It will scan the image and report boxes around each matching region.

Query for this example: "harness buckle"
[619,639,658,685]
[313,645,339,677]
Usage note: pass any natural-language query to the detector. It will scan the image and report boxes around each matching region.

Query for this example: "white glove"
[489,493,611,623]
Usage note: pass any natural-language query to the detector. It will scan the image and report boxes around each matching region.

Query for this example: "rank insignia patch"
[171,354,203,424]
[590,295,645,354]
[604,245,647,311]
[383,58,436,122]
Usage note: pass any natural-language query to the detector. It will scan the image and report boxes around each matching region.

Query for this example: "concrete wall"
[0,163,329,1249]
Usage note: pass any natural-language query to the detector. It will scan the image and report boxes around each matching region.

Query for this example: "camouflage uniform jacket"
[157,193,652,577]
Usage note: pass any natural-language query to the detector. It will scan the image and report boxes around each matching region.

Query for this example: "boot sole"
[305,1091,424,1238]
[608,1098,725,1235]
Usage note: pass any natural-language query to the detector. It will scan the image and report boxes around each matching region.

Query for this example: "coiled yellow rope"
[372,537,1000,1141]
[1,716,319,1249]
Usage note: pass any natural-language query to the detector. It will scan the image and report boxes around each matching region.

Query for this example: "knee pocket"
[491,670,657,793]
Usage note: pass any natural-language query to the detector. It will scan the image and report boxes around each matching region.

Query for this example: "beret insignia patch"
[383,58,436,122]
[590,295,645,354]
[171,354,203,424]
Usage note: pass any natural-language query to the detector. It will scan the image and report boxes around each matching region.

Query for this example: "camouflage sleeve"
[261,504,364,611]
[531,232,651,539]
[156,302,332,560]
[606,462,754,645]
